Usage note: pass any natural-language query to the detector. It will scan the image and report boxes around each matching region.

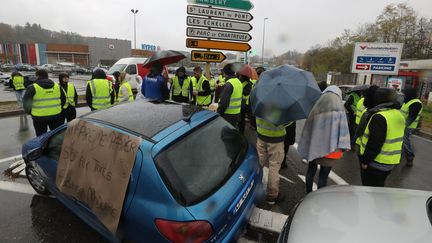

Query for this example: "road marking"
[262,167,295,185]
[0,181,35,195]
[413,135,432,143]
[0,155,22,164]
[328,171,349,185]
[297,174,317,191]
[249,207,288,234]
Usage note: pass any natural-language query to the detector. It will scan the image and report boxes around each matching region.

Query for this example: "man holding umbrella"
[250,65,322,204]
[217,63,243,127]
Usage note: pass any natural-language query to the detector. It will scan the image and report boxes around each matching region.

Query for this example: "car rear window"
[155,117,248,206]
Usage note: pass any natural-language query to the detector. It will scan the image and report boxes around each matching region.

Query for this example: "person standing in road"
[356,88,405,187]
[400,88,423,167]
[280,122,296,170]
[171,67,192,103]
[344,89,362,145]
[238,72,254,134]
[298,86,350,193]
[255,66,266,78]
[86,69,114,111]
[112,71,121,100]
[23,70,65,136]
[214,69,226,102]
[217,64,243,127]
[191,66,212,106]
[59,73,77,122]
[10,71,26,107]
[256,115,286,204]
[117,72,134,103]
[142,62,169,102]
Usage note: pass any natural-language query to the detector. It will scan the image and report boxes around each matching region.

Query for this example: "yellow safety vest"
[359,109,405,165]
[210,78,216,92]
[196,75,212,106]
[88,79,112,110]
[256,117,287,138]
[242,80,253,106]
[119,81,134,102]
[224,78,243,115]
[61,83,76,109]
[32,83,62,117]
[218,75,225,86]
[355,97,366,125]
[349,92,360,113]
[172,76,191,98]
[400,99,423,129]
[12,76,25,91]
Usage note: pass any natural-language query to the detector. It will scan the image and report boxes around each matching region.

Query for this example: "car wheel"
[25,164,51,196]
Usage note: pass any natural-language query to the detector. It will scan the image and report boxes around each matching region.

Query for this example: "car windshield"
[155,117,248,206]
[108,64,127,75]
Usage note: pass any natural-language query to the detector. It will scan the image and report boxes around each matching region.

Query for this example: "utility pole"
[131,9,139,49]
[261,17,268,64]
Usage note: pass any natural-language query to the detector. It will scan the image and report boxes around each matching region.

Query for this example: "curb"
[414,129,432,141]
[0,102,88,118]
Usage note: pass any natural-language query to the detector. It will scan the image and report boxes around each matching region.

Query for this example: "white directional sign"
[187,16,253,32]
[187,27,252,42]
[187,5,253,22]
[351,42,403,75]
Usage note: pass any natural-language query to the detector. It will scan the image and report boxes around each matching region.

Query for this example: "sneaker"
[406,160,413,167]
[266,193,285,205]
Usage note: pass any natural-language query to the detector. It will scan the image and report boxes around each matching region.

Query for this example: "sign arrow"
[186,38,251,52]
[187,27,252,42]
[356,64,370,70]
[187,0,254,11]
[187,5,253,22]
[191,50,226,63]
[187,16,252,32]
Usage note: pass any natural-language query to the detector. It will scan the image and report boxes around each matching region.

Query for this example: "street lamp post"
[261,17,268,64]
[131,9,139,49]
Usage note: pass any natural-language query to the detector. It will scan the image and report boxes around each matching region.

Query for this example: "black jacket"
[406,101,422,127]
[23,78,66,121]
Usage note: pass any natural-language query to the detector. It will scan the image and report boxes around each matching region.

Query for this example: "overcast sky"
[1,0,431,56]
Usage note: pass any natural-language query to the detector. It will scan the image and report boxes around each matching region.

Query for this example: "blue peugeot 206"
[22,100,264,242]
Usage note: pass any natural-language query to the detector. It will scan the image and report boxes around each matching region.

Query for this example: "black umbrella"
[250,65,322,125]
[350,84,370,92]
[143,50,186,68]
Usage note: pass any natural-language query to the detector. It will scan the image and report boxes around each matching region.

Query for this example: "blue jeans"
[402,128,415,161]
[306,159,332,193]
[15,90,24,107]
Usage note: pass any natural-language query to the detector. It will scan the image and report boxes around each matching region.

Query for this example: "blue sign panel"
[141,44,157,51]
[371,65,395,72]
[357,56,396,64]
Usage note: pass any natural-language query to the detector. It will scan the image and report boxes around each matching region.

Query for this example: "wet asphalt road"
[0,115,431,242]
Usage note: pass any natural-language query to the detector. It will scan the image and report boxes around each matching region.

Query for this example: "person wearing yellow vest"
[401,88,423,167]
[214,69,226,102]
[23,70,65,136]
[10,71,26,107]
[170,67,192,103]
[356,88,405,187]
[344,90,362,145]
[117,72,134,103]
[217,64,243,128]
[192,66,212,106]
[86,69,114,111]
[58,73,77,122]
[255,116,286,204]
[238,72,254,134]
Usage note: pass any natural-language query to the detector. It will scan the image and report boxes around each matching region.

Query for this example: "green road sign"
[187,0,254,11]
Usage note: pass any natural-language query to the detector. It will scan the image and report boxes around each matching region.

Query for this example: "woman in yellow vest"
[59,73,78,122]
[10,71,26,107]
[401,88,423,167]
[356,88,405,187]
[118,72,134,103]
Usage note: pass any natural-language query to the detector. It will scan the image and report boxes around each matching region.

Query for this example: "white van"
[107,57,149,90]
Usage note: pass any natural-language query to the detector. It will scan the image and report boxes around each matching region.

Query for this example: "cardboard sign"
[56,119,141,233]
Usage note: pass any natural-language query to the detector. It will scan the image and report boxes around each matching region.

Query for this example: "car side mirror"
[26,147,43,161]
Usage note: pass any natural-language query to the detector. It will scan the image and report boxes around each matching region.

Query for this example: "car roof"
[81,100,200,140]
[114,57,148,65]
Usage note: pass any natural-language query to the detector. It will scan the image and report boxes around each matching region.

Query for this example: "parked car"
[73,65,89,74]
[37,64,54,72]
[277,186,432,243]
[22,101,264,242]
[15,63,36,72]
[0,72,10,83]
[1,63,15,72]
[52,64,73,74]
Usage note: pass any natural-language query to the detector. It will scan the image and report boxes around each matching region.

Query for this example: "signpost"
[187,0,254,11]
[187,16,253,32]
[191,50,226,63]
[351,42,403,75]
[187,38,251,52]
[187,27,252,42]
[187,5,253,22]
